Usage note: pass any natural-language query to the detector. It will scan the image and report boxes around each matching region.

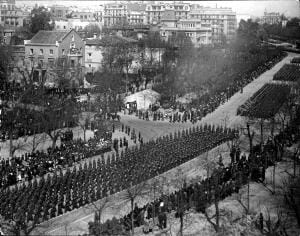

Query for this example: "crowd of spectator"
[0,131,112,189]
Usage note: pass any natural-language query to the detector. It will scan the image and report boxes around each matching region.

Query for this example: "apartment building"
[127,3,146,25]
[159,10,212,47]
[0,0,29,28]
[103,3,127,27]
[261,11,281,25]
[145,2,190,24]
[188,5,237,42]
[55,19,97,31]
[50,5,71,20]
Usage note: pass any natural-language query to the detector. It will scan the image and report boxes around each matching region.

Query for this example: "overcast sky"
[16,0,300,18]
[191,1,300,18]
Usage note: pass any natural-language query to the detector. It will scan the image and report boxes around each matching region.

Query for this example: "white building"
[145,2,190,24]
[85,37,103,73]
[159,10,212,47]
[84,35,163,74]
[127,3,146,25]
[188,5,237,42]
[55,19,100,31]
[103,3,127,27]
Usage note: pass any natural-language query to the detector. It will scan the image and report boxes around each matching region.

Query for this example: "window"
[71,43,75,48]
[71,60,75,67]
[39,49,43,55]
[88,53,91,57]
[50,49,53,55]
[30,48,33,55]
[62,49,65,55]
[71,34,74,42]
[89,64,91,67]
[48,58,54,66]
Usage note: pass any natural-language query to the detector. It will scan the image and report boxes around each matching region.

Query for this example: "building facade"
[145,2,190,24]
[72,11,95,21]
[261,11,281,25]
[84,34,163,74]
[55,19,99,31]
[85,38,103,73]
[188,5,237,42]
[127,3,146,25]
[159,10,212,47]
[0,0,29,28]
[24,29,85,85]
[50,5,71,20]
[103,3,127,27]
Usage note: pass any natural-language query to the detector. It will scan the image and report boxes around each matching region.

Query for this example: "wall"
[58,30,85,66]
[85,44,103,73]
[25,44,58,68]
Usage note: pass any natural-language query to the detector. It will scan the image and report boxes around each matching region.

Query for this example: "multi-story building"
[50,5,71,20]
[261,11,281,25]
[85,37,103,73]
[127,3,146,25]
[145,2,190,24]
[103,3,127,27]
[159,10,212,47]
[188,5,237,42]
[72,11,95,21]
[24,29,85,85]
[55,19,100,31]
[0,0,29,28]
[84,34,163,74]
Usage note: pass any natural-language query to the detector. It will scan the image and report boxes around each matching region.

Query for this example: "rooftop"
[161,10,176,21]
[28,30,72,45]
[85,34,138,46]
[127,3,146,12]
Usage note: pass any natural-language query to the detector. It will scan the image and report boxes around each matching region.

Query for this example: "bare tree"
[166,167,193,236]
[203,168,228,233]
[241,117,256,155]
[0,211,47,236]
[119,181,149,236]
[78,111,94,143]
[83,196,112,235]
[281,176,300,227]
[26,132,47,153]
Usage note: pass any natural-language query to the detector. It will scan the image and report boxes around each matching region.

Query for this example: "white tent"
[83,77,96,89]
[125,89,161,110]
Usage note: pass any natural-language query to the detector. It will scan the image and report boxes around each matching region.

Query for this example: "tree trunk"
[273,162,276,194]
[260,119,264,146]
[294,153,296,178]
[247,124,253,154]
[83,128,86,143]
[271,118,275,139]
[247,176,250,214]
[50,134,59,153]
[214,198,220,232]
[131,199,134,236]
[9,128,13,157]
[180,214,183,236]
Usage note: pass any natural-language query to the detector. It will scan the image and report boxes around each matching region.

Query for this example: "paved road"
[32,52,298,235]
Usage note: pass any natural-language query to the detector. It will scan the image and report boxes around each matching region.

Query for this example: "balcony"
[68,48,83,57]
